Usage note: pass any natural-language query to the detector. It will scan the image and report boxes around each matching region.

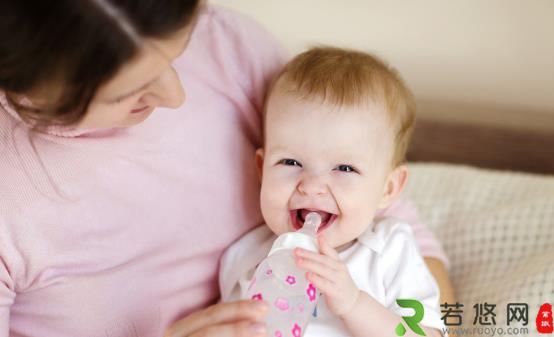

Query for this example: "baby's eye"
[335,164,357,173]
[278,159,302,167]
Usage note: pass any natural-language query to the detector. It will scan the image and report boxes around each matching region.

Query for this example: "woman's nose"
[297,173,328,196]
[142,66,185,108]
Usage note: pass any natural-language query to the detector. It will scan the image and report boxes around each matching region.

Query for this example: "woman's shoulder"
[187,4,286,71]
[178,4,286,112]
[198,4,280,46]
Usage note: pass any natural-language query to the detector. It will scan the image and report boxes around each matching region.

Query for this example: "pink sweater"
[0,5,448,337]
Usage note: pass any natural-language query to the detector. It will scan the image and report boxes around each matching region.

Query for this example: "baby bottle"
[245,212,321,337]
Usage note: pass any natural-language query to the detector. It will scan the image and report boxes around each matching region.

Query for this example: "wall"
[212,0,554,131]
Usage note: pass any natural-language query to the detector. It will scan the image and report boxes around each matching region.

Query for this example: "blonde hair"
[273,46,416,167]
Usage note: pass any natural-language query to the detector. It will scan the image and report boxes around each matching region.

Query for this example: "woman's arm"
[0,245,16,337]
[0,282,13,336]
[164,300,269,337]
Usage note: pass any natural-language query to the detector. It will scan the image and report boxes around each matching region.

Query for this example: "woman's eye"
[279,159,302,167]
[107,96,127,105]
[335,164,357,173]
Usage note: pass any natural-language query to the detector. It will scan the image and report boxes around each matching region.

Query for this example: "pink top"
[0,5,448,337]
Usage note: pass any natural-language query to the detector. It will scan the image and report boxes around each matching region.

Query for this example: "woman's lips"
[289,210,337,233]
[130,106,149,114]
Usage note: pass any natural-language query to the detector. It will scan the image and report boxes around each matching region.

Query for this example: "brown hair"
[274,46,416,166]
[0,0,200,128]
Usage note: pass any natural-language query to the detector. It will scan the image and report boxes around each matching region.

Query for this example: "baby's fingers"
[318,235,340,260]
[306,272,337,297]
[294,248,341,271]
[296,256,335,280]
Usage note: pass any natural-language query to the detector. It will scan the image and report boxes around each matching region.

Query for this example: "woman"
[0,1,454,336]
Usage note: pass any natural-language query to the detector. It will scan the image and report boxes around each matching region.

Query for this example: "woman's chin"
[123,107,154,126]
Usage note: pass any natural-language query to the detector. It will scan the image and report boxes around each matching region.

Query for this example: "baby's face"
[258,86,397,249]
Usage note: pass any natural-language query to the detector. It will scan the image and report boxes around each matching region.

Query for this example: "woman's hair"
[0,0,200,127]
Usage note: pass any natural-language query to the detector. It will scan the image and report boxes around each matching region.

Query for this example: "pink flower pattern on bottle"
[274,297,290,311]
[306,283,316,302]
[251,293,263,301]
[292,323,302,337]
[286,275,296,285]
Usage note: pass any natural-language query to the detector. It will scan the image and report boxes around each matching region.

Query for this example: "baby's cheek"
[262,170,298,198]
[260,179,293,233]
[260,183,284,210]
[336,185,380,221]
[262,172,292,199]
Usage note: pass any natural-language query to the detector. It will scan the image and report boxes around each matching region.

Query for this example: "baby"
[219,47,445,337]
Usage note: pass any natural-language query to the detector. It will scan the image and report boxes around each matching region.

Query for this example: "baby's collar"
[356,217,400,254]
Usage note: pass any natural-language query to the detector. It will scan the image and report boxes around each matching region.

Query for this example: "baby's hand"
[294,236,360,317]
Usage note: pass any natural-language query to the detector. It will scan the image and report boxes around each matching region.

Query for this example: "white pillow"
[404,163,554,336]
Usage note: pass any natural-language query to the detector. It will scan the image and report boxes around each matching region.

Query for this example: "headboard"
[408,116,554,175]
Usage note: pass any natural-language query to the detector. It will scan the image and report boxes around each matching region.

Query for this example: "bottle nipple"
[303,212,322,234]
[268,211,322,256]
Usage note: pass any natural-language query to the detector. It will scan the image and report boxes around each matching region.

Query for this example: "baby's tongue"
[300,209,331,224]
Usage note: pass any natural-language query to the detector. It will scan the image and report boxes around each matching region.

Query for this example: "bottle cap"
[268,231,318,257]
[267,212,322,257]
[267,212,321,256]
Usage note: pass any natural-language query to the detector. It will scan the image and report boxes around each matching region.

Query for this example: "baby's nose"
[297,174,328,196]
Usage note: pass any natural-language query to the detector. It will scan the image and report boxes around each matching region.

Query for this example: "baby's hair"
[273,46,416,167]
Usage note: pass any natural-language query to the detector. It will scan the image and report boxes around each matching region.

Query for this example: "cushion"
[404,163,554,335]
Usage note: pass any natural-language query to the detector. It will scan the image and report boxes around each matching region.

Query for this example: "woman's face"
[76,25,194,129]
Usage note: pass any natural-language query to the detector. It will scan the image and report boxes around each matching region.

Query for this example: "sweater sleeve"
[0,222,16,337]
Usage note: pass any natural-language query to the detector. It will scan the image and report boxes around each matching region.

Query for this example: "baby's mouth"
[290,209,337,233]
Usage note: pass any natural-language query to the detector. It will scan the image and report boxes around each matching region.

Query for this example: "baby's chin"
[334,239,357,252]
[264,221,289,236]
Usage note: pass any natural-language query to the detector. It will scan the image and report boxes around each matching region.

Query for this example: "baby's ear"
[255,148,265,183]
[378,164,408,209]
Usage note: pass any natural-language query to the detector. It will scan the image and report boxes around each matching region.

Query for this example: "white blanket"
[404,163,554,336]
